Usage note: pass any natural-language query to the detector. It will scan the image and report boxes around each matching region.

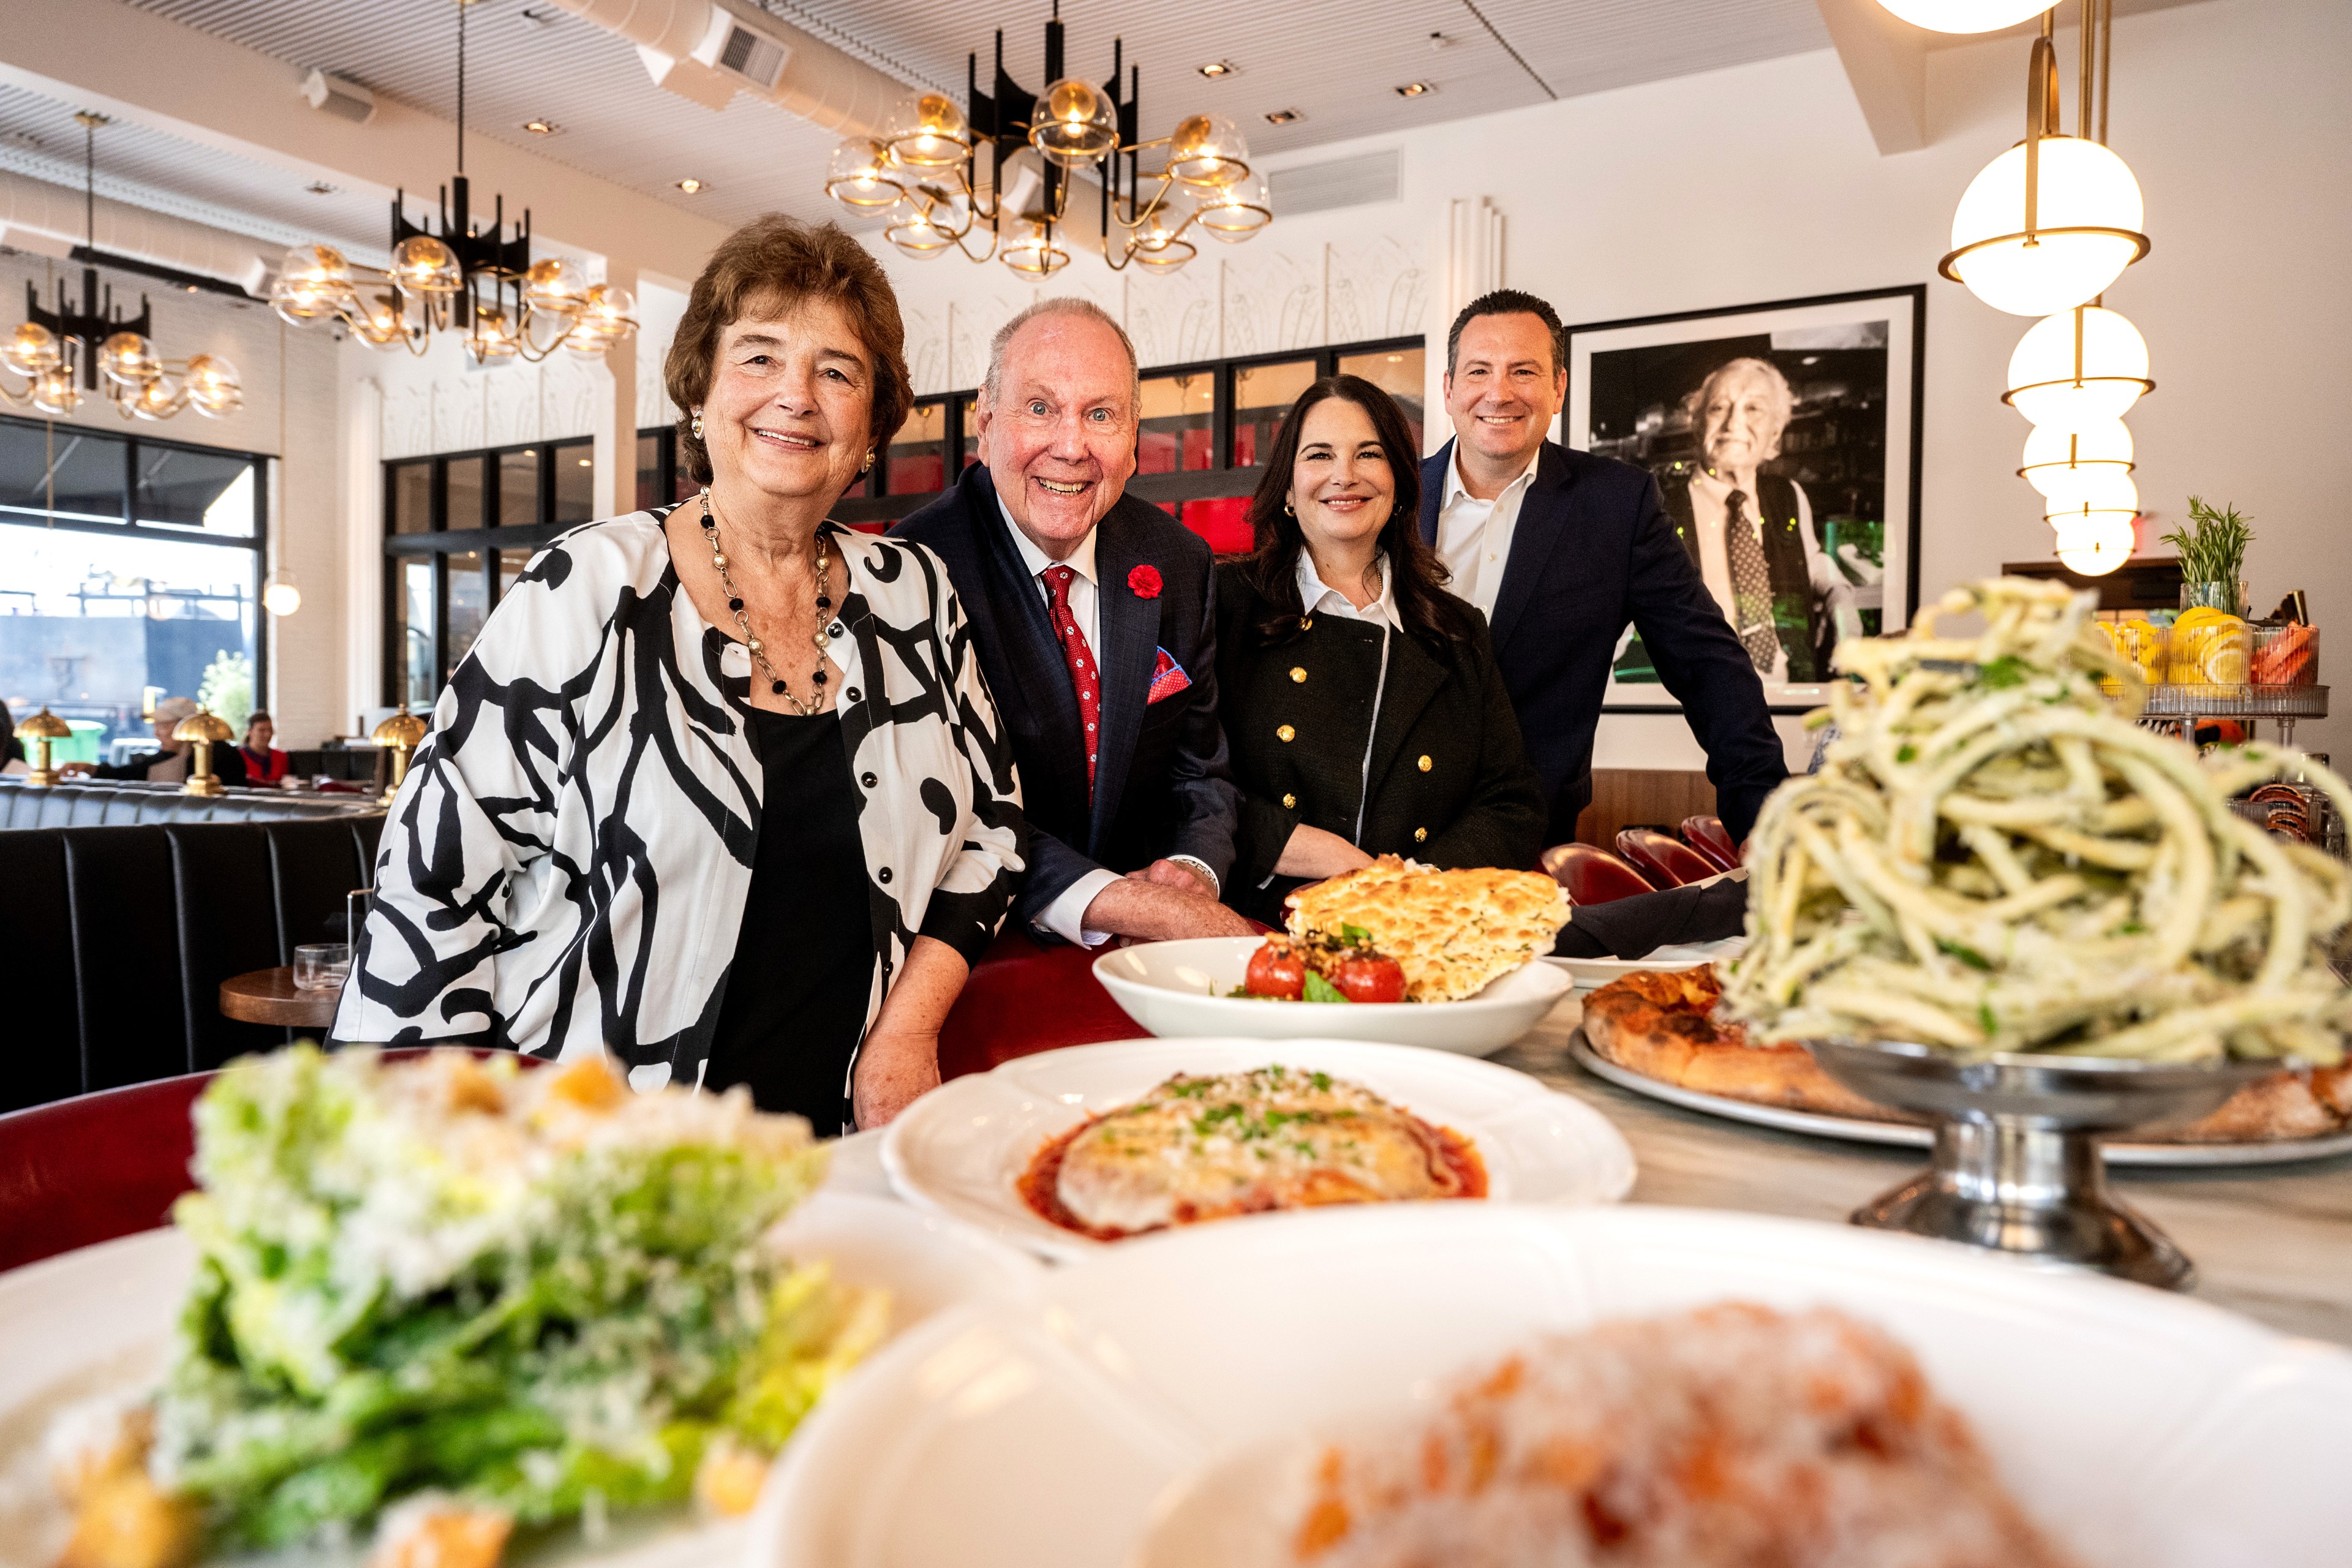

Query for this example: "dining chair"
[1615,828,1719,888]
[1539,842,1657,905]
[1679,814,1743,873]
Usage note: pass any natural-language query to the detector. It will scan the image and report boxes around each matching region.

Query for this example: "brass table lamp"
[174,710,236,797]
[16,707,72,786]
[372,707,429,805]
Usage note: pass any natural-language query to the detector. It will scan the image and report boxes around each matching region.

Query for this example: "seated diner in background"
[236,710,291,785]
[58,696,247,787]
[1214,375,1547,925]
[0,700,24,775]
[333,215,1027,1133]
[897,298,1251,946]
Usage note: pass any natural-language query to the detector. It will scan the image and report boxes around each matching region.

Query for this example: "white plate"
[880,1038,1636,1261]
[0,1191,1042,1568]
[1569,1030,2352,1168]
[753,1204,2352,1568]
[1544,935,1746,992]
[1094,937,1572,1057]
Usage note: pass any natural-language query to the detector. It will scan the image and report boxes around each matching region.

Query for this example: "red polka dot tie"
[1042,564,1099,799]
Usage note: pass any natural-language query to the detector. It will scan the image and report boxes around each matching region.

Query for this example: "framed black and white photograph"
[1566,285,1926,713]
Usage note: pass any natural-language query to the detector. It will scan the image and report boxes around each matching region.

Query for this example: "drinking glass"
[293,943,352,992]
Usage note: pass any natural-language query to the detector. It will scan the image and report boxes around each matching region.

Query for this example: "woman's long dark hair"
[1236,375,1479,653]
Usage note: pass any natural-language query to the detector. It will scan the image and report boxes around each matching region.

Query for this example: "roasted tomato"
[1244,941,1307,1000]
[1330,953,1408,1004]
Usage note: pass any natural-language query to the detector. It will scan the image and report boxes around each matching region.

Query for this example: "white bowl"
[1093,936,1572,1057]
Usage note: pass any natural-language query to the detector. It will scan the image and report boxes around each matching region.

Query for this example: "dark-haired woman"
[1215,376,1546,924]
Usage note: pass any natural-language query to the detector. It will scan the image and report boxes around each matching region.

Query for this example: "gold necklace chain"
[698,488,834,715]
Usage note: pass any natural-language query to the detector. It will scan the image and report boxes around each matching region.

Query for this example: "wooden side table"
[219,967,341,1032]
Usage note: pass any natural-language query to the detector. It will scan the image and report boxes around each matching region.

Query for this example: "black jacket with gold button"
[1213,564,1548,924]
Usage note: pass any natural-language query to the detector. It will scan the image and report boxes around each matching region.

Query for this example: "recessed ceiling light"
[577,457,592,467]
[1395,81,1434,98]
[522,118,560,135]
[1264,108,1301,126]
[676,178,707,194]
[1198,61,1234,77]
[306,181,337,195]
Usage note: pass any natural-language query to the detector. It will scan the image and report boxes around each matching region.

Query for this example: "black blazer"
[1418,440,1787,843]
[895,465,1240,932]
[1214,565,1547,925]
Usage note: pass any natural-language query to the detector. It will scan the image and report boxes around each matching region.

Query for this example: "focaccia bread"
[1284,857,1570,1003]
[1019,1067,1485,1240]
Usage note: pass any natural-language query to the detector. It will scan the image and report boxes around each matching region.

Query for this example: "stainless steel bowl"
[1806,1039,2282,1290]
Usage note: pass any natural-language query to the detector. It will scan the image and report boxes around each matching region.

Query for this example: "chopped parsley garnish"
[1895,743,1918,764]
[1978,1001,1999,1036]
[1977,655,2027,689]
[1936,938,1992,971]
[1308,1071,1332,1092]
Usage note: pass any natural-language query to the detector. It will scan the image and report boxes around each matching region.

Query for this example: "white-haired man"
[1664,356,1853,684]
[896,298,1249,944]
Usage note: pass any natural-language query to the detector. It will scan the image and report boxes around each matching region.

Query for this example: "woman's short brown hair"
[664,215,912,486]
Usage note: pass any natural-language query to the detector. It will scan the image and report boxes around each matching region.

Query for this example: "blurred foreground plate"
[1544,935,1746,992]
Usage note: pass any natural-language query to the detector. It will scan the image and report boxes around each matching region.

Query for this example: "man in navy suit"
[1419,290,1787,845]
[897,300,1250,944]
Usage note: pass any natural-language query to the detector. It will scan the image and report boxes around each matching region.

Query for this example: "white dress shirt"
[1433,443,1542,616]
[1684,466,1847,685]
[1297,547,1401,631]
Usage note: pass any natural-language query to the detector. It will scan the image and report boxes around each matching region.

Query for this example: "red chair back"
[1616,827,1718,888]
[0,1072,212,1273]
[1679,814,1742,873]
[1539,842,1656,905]
[937,927,1151,1080]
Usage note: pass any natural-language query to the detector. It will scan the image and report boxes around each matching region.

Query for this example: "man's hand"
[1082,875,1254,941]
[1129,858,1216,898]
[56,761,93,778]
[852,1030,941,1129]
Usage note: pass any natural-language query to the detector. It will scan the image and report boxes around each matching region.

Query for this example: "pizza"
[1284,858,1570,1003]
[1018,1067,1486,1241]
[1582,968,2352,1144]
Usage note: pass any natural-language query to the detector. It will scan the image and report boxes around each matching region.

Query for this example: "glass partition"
[1232,357,1319,468]
[1137,371,1215,473]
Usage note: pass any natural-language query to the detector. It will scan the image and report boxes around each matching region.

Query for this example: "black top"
[703,708,875,1132]
[1213,566,1548,925]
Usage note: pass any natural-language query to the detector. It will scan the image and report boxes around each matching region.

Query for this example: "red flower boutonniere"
[1128,564,1163,600]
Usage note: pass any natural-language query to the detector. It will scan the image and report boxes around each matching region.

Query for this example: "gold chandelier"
[823,4,1271,277]
[271,0,636,363]
[0,114,243,421]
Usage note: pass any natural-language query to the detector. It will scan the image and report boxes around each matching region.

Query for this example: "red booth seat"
[1616,827,1719,888]
[1680,813,1742,872]
[937,927,1146,1080]
[1539,842,1655,905]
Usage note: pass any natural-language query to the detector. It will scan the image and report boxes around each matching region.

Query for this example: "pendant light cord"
[456,0,467,175]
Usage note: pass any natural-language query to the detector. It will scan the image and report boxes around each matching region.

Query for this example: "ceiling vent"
[1268,149,1400,216]
[300,69,377,125]
[703,15,793,91]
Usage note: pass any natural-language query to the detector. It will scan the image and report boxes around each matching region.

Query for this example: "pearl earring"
[691,409,704,440]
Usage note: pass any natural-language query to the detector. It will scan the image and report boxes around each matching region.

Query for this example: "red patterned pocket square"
[1148,646,1192,704]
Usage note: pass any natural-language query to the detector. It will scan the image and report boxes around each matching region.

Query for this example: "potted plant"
[2162,497,2253,616]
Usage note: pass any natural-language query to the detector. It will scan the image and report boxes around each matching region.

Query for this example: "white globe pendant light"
[2005,306,2152,431]
[2053,511,2137,575]
[2019,417,2133,497]
[2046,469,2139,577]
[2041,466,2137,522]
[1876,0,2054,32]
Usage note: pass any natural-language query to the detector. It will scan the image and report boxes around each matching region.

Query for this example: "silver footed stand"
[1807,1039,2282,1290]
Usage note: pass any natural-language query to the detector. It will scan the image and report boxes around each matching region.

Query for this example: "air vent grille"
[717,25,788,89]
[1268,151,1400,217]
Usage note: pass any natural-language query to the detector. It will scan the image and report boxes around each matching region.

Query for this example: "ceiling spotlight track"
[1,113,242,421]
[824,3,1270,276]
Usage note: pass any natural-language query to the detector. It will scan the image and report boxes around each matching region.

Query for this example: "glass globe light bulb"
[391,234,462,295]
[464,303,519,364]
[2005,306,2152,431]
[888,92,972,168]
[826,138,905,209]
[99,331,161,388]
[2052,512,2137,576]
[351,292,409,348]
[1194,167,1272,243]
[1029,78,1118,170]
[128,375,181,421]
[1167,113,1250,189]
[884,196,956,261]
[262,574,302,616]
[184,355,243,417]
[1875,1,2059,32]
[523,256,588,316]
[2019,418,2133,497]
[273,243,354,323]
[1944,135,2147,316]
[31,368,81,415]
[3,322,62,377]
[574,283,637,343]
[999,221,1070,278]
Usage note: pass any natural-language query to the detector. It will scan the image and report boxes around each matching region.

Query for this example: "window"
[1138,371,1215,473]
[1,415,267,758]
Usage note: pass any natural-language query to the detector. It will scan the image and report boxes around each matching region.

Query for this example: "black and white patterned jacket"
[333,511,1027,1089]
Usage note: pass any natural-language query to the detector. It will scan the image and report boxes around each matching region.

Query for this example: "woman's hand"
[852,1030,941,1129]
[1275,823,1376,879]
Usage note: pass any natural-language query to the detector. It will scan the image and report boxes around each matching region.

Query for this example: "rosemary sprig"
[2161,496,2254,586]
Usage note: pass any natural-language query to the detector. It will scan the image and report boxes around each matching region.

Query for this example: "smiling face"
[975,312,1138,557]
[1289,395,1395,559]
[1698,362,1791,477]
[699,295,875,507]
[245,717,274,750]
[1443,312,1566,472]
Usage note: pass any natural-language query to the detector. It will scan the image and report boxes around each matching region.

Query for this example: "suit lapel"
[1418,445,1449,548]
[968,472,1091,818]
[1487,442,1572,652]
[1089,507,1159,843]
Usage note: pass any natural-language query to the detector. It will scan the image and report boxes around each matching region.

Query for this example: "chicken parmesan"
[1019,1067,1486,1241]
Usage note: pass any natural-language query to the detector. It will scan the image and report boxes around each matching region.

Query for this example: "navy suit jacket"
[896,464,1240,933]
[1419,440,1786,844]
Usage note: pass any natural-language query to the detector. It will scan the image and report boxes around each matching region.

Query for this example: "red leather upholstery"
[0,1072,212,1273]
[1680,814,1741,873]
[937,927,1147,1080]
[1616,828,1718,888]
[1539,842,1656,905]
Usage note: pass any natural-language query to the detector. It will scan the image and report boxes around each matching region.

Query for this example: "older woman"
[1215,376,1545,924]
[336,216,1026,1131]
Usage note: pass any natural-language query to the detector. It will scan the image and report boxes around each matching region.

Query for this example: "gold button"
[1289,666,1308,684]
[1414,827,1428,842]
[1277,725,1295,742]
[1282,792,1297,809]
[1417,754,1432,772]
[1299,616,1313,631]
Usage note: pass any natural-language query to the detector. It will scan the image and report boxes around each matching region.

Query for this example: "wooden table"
[219,966,342,1031]
[1494,993,2352,1349]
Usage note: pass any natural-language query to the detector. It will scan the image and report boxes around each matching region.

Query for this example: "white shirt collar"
[1443,440,1542,508]
[1295,548,1400,628]
[997,489,1098,587]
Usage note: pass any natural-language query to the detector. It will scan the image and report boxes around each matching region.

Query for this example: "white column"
[590,263,640,519]
[343,375,383,736]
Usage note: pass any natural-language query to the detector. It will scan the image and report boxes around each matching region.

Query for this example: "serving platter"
[1543,935,1745,992]
[1568,1029,2352,1168]
[0,1192,1042,1568]
[751,1203,2352,1568]
[1093,937,1571,1057]
[880,1037,1637,1261]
